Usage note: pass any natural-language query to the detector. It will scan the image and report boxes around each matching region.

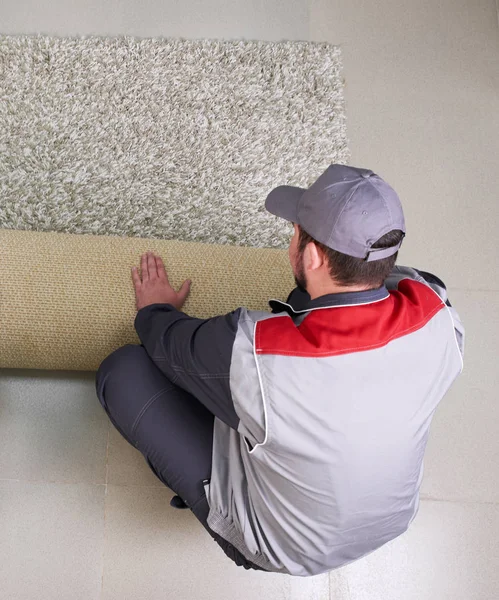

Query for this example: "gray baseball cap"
[265,164,406,262]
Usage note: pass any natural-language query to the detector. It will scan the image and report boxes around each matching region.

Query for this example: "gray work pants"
[95,344,265,571]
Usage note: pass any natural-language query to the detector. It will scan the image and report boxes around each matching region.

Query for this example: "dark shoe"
[170,495,189,509]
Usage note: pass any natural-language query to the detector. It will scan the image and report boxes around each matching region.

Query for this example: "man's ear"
[305,242,325,272]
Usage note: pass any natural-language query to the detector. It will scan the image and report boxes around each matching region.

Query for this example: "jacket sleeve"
[134,303,243,430]
[385,265,465,360]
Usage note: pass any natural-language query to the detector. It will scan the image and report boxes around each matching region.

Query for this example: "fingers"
[131,266,141,289]
[141,253,149,281]
[135,253,191,307]
[139,251,160,281]
[147,252,157,280]
[178,279,192,304]
[155,255,169,282]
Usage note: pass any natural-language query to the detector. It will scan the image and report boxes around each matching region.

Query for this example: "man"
[96,164,464,576]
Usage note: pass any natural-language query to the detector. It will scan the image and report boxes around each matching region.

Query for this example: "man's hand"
[132,252,191,311]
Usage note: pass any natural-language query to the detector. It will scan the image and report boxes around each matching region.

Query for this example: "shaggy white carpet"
[0,34,349,248]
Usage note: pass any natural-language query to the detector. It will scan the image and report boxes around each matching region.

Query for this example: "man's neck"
[307,281,373,301]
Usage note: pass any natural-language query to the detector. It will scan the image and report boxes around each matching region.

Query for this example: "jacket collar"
[269,286,390,316]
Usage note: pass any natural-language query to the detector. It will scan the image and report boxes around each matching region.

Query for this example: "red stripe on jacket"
[255,279,445,358]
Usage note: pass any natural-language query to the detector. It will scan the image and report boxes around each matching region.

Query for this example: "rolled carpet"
[0,229,294,371]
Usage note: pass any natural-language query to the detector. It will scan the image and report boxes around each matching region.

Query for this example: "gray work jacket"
[134,265,464,576]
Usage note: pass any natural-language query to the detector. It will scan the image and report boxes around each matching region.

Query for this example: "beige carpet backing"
[0,229,293,371]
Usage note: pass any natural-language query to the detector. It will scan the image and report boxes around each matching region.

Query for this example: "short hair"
[297,226,405,289]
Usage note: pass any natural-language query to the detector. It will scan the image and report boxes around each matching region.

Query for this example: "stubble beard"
[294,251,307,294]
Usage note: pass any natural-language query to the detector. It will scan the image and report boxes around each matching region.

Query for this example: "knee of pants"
[95,344,145,402]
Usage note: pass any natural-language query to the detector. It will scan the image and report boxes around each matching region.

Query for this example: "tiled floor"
[1,0,498,598]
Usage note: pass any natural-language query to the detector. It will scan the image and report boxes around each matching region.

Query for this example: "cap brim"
[265,185,306,223]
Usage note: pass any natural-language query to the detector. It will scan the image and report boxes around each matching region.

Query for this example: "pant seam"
[131,385,176,436]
